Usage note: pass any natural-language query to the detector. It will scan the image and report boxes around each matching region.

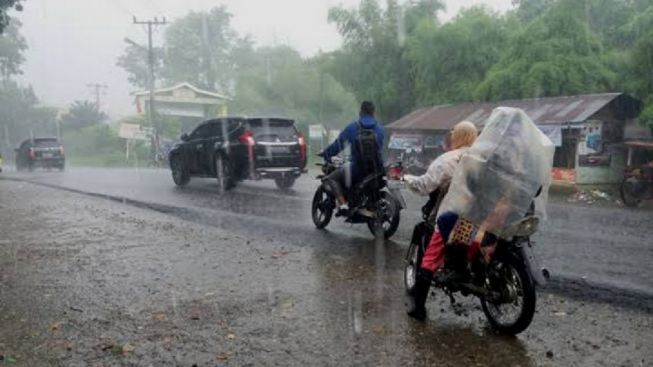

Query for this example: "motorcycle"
[404,196,548,335]
[311,156,406,239]
[621,166,653,207]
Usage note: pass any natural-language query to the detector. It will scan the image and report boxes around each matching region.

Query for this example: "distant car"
[15,137,66,171]
[169,117,307,191]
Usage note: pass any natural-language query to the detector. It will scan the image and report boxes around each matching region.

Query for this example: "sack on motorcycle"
[438,107,555,239]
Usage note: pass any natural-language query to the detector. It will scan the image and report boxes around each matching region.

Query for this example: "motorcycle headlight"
[503,217,539,239]
[514,217,539,237]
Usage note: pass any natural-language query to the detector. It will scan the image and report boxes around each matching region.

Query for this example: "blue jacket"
[321,115,385,182]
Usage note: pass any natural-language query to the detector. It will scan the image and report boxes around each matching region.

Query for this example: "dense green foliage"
[0,0,21,34]
[324,0,653,126]
[59,101,108,131]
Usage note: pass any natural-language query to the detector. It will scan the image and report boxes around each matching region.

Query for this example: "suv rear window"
[34,139,61,148]
[248,119,297,143]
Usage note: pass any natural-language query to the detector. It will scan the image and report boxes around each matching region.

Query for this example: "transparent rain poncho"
[438,107,555,238]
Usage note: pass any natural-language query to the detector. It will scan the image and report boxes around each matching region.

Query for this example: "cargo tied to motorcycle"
[439,107,555,238]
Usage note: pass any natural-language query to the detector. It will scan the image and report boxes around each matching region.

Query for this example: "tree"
[0,17,27,78]
[476,0,616,101]
[406,6,516,106]
[230,46,357,129]
[0,0,22,34]
[403,0,444,34]
[0,81,55,147]
[59,101,108,131]
[326,0,431,122]
[511,0,555,22]
[116,43,164,89]
[162,6,237,92]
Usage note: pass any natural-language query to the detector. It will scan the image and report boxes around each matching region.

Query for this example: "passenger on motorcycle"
[406,121,479,321]
[404,121,478,196]
[319,101,385,216]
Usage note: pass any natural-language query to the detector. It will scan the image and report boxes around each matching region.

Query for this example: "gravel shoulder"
[0,180,651,366]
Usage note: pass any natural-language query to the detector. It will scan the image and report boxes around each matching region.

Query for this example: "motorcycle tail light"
[389,165,402,179]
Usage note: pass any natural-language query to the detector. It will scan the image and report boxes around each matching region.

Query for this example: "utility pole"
[132,16,167,163]
[86,83,108,109]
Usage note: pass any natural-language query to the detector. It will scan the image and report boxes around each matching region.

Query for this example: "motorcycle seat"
[355,172,385,192]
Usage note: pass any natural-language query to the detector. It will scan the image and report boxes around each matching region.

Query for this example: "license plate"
[42,153,53,158]
[267,146,289,154]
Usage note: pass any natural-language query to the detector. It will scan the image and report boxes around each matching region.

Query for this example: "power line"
[132,16,167,164]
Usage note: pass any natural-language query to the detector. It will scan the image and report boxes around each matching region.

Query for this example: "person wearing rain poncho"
[407,107,555,321]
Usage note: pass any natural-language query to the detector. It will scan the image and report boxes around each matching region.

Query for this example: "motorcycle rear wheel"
[480,255,536,335]
[620,177,644,207]
[367,191,401,239]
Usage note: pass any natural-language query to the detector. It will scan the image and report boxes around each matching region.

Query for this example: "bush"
[62,124,128,167]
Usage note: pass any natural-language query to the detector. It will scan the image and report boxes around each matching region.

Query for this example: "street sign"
[328,129,340,143]
[309,124,325,139]
[119,123,152,141]
[119,123,141,139]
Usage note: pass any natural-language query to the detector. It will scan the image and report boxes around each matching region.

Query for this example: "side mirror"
[180,133,190,141]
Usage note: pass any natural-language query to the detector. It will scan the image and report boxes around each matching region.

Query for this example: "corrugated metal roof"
[388,93,642,131]
[624,140,653,149]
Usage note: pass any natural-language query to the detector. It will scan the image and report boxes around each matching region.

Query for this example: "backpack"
[355,120,381,177]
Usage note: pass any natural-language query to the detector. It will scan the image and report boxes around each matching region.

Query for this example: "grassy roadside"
[67,153,157,168]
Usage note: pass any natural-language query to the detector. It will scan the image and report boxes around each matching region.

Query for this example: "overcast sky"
[13,0,513,118]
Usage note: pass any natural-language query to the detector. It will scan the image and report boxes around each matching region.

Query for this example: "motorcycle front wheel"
[312,186,334,229]
[404,241,423,296]
[480,255,536,335]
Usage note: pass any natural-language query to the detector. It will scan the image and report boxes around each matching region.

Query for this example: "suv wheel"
[170,155,190,187]
[215,155,235,194]
[274,176,296,190]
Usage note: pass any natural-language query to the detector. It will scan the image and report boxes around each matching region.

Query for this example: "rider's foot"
[407,303,427,321]
[407,269,433,321]
[357,208,375,218]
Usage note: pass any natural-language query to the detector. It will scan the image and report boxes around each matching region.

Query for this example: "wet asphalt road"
[1,167,652,295]
[1,167,652,366]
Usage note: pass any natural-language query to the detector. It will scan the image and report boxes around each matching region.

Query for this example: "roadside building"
[134,82,231,133]
[388,93,643,185]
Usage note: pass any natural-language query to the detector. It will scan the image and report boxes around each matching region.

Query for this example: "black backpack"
[355,120,381,177]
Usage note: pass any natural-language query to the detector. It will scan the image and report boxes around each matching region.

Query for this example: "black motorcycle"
[404,196,548,335]
[311,157,405,239]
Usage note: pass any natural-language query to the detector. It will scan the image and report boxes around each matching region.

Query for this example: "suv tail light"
[298,134,306,162]
[239,129,256,179]
[239,130,255,146]
[28,147,36,160]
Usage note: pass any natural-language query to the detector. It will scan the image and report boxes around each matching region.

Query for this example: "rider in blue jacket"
[320,101,385,213]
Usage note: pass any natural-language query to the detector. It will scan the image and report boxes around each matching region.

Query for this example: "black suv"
[15,137,65,171]
[169,117,307,191]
